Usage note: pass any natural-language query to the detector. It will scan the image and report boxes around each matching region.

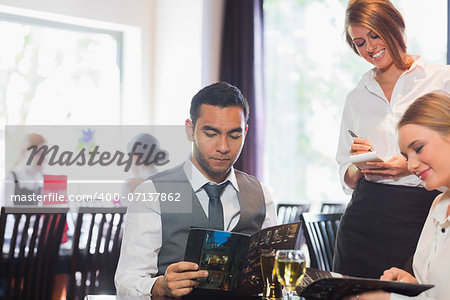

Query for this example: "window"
[0,14,122,126]
[263,0,447,206]
[0,11,124,184]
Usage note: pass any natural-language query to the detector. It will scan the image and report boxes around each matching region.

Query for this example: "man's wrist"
[150,276,164,296]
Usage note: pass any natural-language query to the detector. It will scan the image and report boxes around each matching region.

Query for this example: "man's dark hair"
[189,82,249,126]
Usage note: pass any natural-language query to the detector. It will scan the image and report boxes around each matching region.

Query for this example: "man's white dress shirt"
[115,159,277,295]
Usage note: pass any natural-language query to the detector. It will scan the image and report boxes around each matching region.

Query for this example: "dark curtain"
[219,0,265,179]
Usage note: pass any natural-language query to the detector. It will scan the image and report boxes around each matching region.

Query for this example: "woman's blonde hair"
[398,91,450,136]
[345,0,411,69]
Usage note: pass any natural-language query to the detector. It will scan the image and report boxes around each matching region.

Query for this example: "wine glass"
[260,251,283,299]
[275,249,306,299]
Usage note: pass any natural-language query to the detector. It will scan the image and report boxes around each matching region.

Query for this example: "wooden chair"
[320,202,347,214]
[66,206,127,300]
[276,203,310,224]
[300,212,342,271]
[0,206,68,300]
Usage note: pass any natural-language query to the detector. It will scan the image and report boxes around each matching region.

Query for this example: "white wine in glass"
[275,250,306,299]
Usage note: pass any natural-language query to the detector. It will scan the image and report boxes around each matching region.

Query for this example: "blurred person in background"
[2,133,46,208]
[119,133,168,206]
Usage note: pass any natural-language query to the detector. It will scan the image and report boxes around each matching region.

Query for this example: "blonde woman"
[346,91,450,299]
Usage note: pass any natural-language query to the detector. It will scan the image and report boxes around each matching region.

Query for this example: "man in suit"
[115,82,277,297]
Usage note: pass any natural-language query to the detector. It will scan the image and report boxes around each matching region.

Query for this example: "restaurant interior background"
[0,0,448,210]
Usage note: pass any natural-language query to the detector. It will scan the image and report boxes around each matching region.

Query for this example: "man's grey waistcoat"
[151,163,266,275]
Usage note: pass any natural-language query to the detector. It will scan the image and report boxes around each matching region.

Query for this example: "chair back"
[320,202,347,214]
[66,206,127,300]
[300,212,342,271]
[276,203,310,224]
[0,206,68,300]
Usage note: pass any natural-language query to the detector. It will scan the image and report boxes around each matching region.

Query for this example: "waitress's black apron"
[333,178,440,278]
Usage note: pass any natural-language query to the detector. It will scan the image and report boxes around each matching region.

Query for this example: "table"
[85,294,264,300]
[85,295,308,300]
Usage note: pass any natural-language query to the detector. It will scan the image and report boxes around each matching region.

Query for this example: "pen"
[348,130,372,152]
[348,129,358,138]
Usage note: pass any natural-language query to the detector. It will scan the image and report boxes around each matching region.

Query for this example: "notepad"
[349,151,384,170]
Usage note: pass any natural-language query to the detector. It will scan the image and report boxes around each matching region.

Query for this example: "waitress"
[333,0,450,278]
